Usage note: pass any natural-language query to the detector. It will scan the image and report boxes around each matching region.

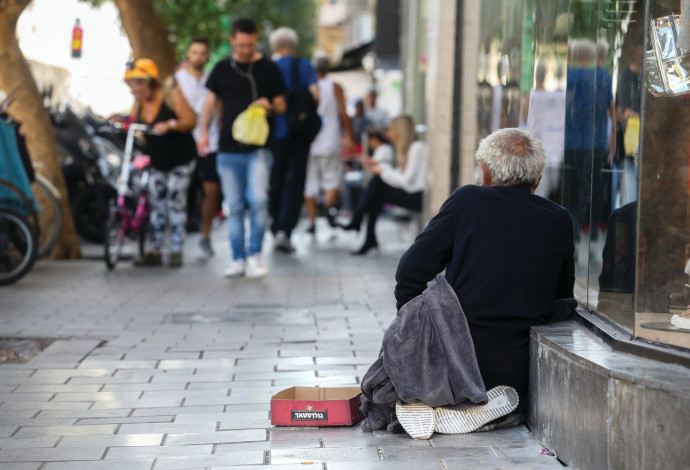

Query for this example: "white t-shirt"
[379,141,427,193]
[372,143,394,166]
[175,67,219,153]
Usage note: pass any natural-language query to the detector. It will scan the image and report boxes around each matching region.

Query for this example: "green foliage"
[79,0,318,64]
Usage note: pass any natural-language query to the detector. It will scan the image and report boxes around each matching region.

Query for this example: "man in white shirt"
[175,37,220,257]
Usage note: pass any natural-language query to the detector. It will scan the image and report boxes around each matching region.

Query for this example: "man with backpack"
[268,27,320,253]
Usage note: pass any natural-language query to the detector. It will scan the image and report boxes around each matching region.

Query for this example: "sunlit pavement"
[0,217,563,469]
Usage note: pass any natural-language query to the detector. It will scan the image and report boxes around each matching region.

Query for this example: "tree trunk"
[114,0,177,78]
[0,0,81,259]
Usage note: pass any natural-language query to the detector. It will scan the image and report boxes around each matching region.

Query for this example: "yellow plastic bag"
[623,115,640,156]
[232,104,269,146]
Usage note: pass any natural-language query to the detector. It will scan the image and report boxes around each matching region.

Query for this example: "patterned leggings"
[148,162,194,253]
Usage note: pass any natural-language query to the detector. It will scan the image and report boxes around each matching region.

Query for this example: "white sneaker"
[223,259,245,278]
[396,402,435,440]
[246,254,268,278]
[433,386,519,434]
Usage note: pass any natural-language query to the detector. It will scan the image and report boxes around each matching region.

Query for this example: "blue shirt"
[274,56,317,140]
[564,66,613,151]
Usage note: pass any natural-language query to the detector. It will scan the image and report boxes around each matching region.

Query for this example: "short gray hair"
[269,27,299,52]
[475,128,546,189]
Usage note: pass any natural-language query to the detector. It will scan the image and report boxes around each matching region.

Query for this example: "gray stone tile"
[0,463,41,470]
[0,446,106,462]
[104,444,213,460]
[0,425,19,437]
[165,429,266,446]
[270,447,381,464]
[14,424,116,437]
[36,408,133,419]
[0,435,60,449]
[42,460,153,470]
[58,433,163,447]
[116,422,217,434]
[131,405,225,416]
[328,462,445,470]
[153,451,264,469]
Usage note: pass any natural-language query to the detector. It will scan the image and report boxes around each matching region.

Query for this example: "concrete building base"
[528,319,690,470]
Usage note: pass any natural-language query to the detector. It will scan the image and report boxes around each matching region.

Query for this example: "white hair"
[269,27,299,52]
[475,128,546,189]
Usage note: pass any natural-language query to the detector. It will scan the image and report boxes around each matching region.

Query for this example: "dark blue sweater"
[395,184,575,352]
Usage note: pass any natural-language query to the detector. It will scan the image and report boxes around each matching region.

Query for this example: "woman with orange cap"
[124,58,197,267]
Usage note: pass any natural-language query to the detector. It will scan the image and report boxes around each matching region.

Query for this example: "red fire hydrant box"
[270,386,364,426]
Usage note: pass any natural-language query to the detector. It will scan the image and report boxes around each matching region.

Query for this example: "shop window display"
[474,0,689,349]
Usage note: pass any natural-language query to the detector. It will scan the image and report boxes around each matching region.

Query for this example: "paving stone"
[153,451,264,469]
[104,444,214,460]
[0,446,106,462]
[328,462,445,470]
[14,424,116,437]
[58,432,163,447]
[269,446,381,464]
[165,429,266,446]
[0,435,60,449]
[41,460,154,470]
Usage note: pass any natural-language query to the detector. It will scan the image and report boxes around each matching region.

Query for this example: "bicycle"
[0,178,38,285]
[104,123,151,270]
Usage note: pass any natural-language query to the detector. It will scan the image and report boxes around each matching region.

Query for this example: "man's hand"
[253,97,272,112]
[197,131,210,157]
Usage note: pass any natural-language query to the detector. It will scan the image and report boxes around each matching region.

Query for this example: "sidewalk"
[0,217,563,469]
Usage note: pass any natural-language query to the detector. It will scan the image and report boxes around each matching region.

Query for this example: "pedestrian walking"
[304,56,355,235]
[125,58,197,268]
[175,37,221,257]
[197,18,287,278]
[268,27,319,253]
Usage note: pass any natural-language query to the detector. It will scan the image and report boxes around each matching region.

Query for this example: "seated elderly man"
[360,128,575,438]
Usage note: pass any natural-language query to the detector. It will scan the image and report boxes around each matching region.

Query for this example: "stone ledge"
[528,321,690,470]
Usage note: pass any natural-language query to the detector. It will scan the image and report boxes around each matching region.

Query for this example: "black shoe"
[351,240,378,256]
[325,207,338,228]
[337,220,361,232]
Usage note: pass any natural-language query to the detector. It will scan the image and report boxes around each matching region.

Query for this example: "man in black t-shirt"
[198,18,287,278]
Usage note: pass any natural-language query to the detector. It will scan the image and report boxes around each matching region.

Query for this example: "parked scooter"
[50,105,117,243]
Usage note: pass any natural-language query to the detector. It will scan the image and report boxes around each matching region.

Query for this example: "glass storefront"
[474,0,690,349]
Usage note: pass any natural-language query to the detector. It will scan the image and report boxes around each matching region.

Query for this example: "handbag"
[645,14,690,97]
[230,59,270,146]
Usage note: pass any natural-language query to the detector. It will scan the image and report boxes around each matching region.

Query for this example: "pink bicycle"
[104,123,151,270]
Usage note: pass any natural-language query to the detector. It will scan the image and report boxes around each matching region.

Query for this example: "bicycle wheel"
[0,209,37,286]
[0,178,39,236]
[104,212,126,270]
[31,176,63,259]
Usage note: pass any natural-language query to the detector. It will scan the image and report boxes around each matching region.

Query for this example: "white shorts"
[304,152,342,197]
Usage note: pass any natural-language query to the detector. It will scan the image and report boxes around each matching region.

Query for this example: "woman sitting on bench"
[339,115,427,255]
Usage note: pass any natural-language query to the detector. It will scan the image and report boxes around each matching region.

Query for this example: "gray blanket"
[360,274,488,432]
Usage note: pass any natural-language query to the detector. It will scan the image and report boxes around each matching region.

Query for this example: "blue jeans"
[217,149,273,260]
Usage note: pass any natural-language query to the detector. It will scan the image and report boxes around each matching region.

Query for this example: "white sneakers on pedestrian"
[223,259,246,278]
[223,255,268,279]
[246,254,268,278]
[396,385,520,440]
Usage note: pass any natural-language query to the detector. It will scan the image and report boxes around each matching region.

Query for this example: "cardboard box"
[270,386,364,426]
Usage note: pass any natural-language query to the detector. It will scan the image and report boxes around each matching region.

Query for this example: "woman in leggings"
[125,58,197,267]
[339,115,427,255]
